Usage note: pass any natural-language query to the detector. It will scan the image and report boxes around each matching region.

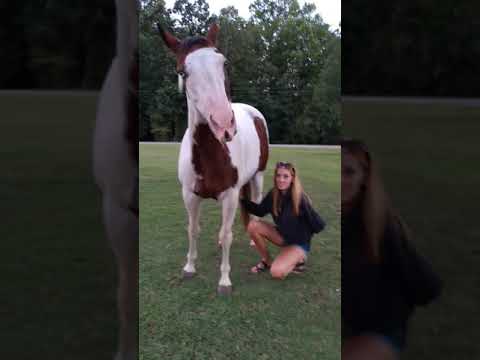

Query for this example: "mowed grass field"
[343,98,480,359]
[140,144,341,360]
[1,92,117,359]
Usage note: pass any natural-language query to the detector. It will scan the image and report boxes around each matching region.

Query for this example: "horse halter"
[174,61,187,93]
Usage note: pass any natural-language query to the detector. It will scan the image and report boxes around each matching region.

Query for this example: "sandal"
[293,261,306,274]
[250,260,270,274]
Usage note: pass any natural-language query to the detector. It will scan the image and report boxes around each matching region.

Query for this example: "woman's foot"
[250,260,271,274]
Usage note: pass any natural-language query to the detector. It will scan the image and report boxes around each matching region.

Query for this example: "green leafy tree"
[2,0,115,89]
[172,0,212,36]
[247,0,331,143]
[140,0,341,143]
[297,34,341,143]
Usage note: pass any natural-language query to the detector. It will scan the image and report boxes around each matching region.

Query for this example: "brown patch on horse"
[240,182,251,229]
[192,123,238,199]
[125,49,139,217]
[253,117,269,171]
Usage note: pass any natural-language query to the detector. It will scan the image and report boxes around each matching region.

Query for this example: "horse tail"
[240,182,251,230]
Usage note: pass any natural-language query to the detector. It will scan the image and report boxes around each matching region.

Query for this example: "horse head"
[159,23,236,144]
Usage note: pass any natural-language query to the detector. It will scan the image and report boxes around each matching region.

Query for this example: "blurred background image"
[342,0,480,358]
[0,1,119,359]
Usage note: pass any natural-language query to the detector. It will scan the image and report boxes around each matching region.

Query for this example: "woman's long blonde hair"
[272,162,309,217]
[341,139,409,264]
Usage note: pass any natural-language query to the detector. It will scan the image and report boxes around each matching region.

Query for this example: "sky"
[164,0,341,31]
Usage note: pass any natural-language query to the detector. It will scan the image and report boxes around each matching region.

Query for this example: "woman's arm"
[240,190,272,217]
[301,196,325,233]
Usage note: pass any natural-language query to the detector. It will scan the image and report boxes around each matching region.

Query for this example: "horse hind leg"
[247,171,265,245]
[182,188,201,278]
[251,171,264,202]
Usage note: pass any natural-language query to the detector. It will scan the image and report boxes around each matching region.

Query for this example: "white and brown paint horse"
[160,23,269,295]
[93,0,138,359]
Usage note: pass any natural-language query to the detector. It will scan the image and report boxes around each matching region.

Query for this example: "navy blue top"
[342,205,443,349]
[240,189,325,250]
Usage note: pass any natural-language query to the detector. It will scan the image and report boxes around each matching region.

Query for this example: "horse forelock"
[175,36,214,72]
[173,36,232,102]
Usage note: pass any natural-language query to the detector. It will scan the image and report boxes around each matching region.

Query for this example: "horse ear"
[157,23,180,53]
[206,23,220,46]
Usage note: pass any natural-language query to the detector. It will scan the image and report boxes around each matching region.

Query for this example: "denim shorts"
[368,331,404,355]
[290,243,310,259]
[383,335,403,355]
[275,226,309,258]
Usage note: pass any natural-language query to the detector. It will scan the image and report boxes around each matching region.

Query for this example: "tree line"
[342,0,480,97]
[140,0,341,144]
[0,1,115,89]
[3,1,478,101]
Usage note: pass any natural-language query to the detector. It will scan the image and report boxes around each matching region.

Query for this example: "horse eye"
[177,70,187,78]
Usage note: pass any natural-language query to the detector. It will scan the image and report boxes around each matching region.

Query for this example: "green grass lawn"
[140,144,341,360]
[343,98,480,359]
[0,92,117,359]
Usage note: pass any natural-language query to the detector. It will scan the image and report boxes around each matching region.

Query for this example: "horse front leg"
[182,188,201,277]
[218,189,239,295]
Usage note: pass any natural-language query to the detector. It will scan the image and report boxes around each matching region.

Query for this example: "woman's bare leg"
[342,335,399,360]
[270,245,306,279]
[246,220,284,269]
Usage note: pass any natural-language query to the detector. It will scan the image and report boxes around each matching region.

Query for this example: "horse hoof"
[217,285,232,296]
[183,271,196,279]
